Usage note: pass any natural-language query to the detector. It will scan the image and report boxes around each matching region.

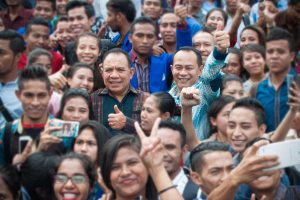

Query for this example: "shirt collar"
[98,85,138,96]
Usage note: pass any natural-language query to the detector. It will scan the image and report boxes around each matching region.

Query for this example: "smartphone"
[19,136,32,153]
[50,119,79,138]
[258,139,300,170]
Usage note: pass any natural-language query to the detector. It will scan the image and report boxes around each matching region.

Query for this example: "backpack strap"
[3,121,13,163]
[0,97,13,122]
[182,178,199,200]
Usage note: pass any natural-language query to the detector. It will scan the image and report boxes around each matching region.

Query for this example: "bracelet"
[158,185,177,195]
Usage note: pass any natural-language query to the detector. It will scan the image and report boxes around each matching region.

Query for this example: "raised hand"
[288,82,300,112]
[180,87,200,108]
[174,0,188,24]
[108,105,127,130]
[12,139,33,166]
[135,118,163,168]
[230,140,279,185]
[214,23,230,53]
[37,120,62,151]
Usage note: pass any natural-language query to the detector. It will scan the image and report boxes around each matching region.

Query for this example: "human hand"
[135,118,164,169]
[174,0,188,24]
[49,28,59,49]
[288,82,300,112]
[250,193,267,200]
[180,87,200,108]
[108,105,127,129]
[152,45,165,56]
[12,140,33,166]
[98,21,108,39]
[49,68,67,90]
[230,140,279,185]
[37,121,62,151]
[97,167,112,197]
[214,24,230,53]
[237,2,251,14]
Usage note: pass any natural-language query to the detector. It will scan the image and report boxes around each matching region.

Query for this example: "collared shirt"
[90,86,147,135]
[169,48,227,140]
[0,8,33,30]
[172,169,189,195]
[0,78,23,127]
[256,69,295,132]
[131,51,150,92]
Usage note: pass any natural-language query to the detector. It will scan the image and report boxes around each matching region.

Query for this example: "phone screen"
[19,140,28,153]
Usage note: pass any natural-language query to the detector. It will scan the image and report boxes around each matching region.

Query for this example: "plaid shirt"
[90,86,148,134]
[131,51,150,92]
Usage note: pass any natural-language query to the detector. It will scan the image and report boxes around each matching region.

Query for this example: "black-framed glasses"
[54,174,87,184]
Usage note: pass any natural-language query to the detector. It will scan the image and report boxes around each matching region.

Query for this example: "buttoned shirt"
[0,8,33,30]
[131,51,150,92]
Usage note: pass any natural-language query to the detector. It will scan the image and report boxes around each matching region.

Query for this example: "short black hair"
[65,0,95,19]
[66,62,94,79]
[158,120,187,147]
[231,97,266,126]
[221,74,243,94]
[25,17,49,34]
[18,66,51,91]
[174,46,202,67]
[0,165,21,200]
[266,27,295,51]
[0,29,25,55]
[102,48,131,69]
[241,44,266,59]
[36,0,56,11]
[106,0,136,23]
[190,141,231,173]
[129,16,157,36]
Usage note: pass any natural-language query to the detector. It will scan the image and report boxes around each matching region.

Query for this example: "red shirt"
[0,8,33,30]
[18,50,63,73]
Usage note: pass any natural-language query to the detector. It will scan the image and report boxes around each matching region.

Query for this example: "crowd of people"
[0,0,300,199]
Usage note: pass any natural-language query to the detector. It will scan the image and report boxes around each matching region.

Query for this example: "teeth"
[63,193,77,198]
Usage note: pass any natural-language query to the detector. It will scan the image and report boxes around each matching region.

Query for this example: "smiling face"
[242,51,265,77]
[56,21,73,48]
[33,0,55,22]
[240,29,260,48]
[62,97,90,122]
[76,35,100,65]
[110,147,148,200]
[54,159,91,200]
[206,10,225,30]
[172,50,202,92]
[68,6,93,37]
[16,80,51,123]
[192,32,214,65]
[101,52,134,97]
[227,107,265,152]
[67,68,94,93]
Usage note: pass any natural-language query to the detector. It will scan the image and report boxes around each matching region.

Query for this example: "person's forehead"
[229,107,257,123]
[202,151,233,168]
[193,32,214,43]
[0,39,11,50]
[68,6,86,16]
[133,23,156,34]
[174,50,198,61]
[103,53,130,67]
[21,80,49,91]
[266,39,289,49]
[160,13,177,23]
[144,0,161,4]
[29,25,50,34]
[157,128,181,141]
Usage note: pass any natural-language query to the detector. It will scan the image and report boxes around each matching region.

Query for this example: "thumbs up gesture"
[214,23,230,53]
[108,105,127,130]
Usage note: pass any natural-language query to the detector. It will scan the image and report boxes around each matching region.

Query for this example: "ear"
[129,34,133,43]
[161,112,170,120]
[258,124,267,136]
[15,90,21,100]
[14,53,22,64]
[99,63,103,74]
[190,171,203,187]
[129,67,135,79]
[290,51,296,63]
[210,116,217,127]
[88,16,95,27]
[181,144,188,161]
[198,65,203,77]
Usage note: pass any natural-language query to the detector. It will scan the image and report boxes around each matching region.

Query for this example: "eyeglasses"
[54,174,87,185]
